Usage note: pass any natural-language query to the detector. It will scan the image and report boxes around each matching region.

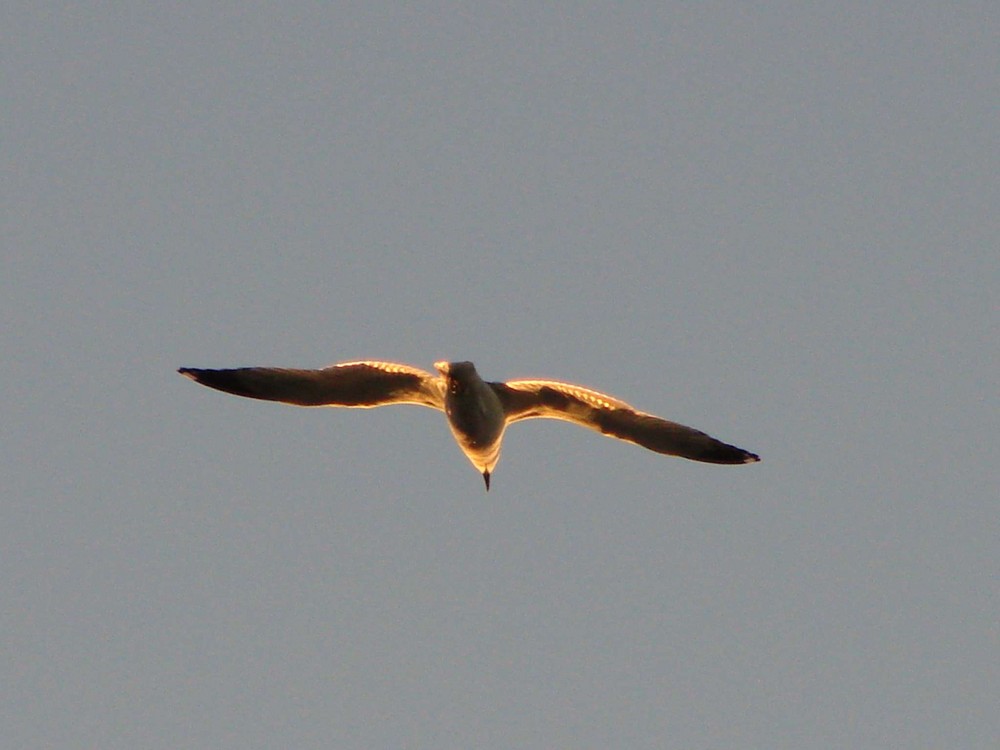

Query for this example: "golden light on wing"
[334,360,437,377]
[503,379,631,411]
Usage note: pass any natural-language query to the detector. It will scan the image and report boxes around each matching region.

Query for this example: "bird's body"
[178,359,759,489]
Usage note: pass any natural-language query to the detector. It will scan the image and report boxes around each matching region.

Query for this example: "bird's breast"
[444,387,505,449]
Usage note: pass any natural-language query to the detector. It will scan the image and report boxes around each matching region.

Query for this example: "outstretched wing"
[178,360,444,409]
[492,379,759,465]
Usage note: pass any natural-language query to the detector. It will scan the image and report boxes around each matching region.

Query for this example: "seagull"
[178,360,759,490]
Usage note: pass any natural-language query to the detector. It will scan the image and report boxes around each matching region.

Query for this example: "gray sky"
[3,3,997,748]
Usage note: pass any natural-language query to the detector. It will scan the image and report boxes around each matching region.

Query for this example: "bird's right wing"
[178,360,445,409]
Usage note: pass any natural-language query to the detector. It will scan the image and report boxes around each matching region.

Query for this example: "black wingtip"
[699,441,761,465]
[726,447,760,464]
[178,367,211,384]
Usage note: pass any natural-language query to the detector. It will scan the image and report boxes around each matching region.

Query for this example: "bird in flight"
[178,360,759,490]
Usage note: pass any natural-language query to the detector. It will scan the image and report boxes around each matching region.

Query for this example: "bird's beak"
[482,470,490,491]
[433,361,449,376]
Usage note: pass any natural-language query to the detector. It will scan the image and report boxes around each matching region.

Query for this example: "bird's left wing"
[178,360,444,409]
[492,379,759,465]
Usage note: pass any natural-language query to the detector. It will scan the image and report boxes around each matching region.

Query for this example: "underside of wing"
[178,360,444,409]
[493,379,759,465]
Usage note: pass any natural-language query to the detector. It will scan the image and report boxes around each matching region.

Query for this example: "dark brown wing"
[178,360,444,409]
[492,379,759,465]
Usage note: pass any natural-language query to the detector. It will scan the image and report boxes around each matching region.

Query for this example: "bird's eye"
[449,379,463,395]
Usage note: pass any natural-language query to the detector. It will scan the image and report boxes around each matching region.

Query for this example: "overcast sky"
[3,3,997,748]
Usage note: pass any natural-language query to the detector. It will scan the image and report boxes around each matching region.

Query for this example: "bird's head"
[434,360,478,379]
[434,360,480,395]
